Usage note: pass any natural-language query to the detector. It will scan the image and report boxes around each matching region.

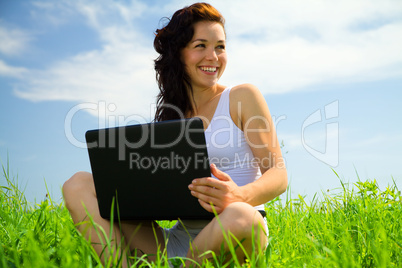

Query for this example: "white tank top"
[204,87,264,211]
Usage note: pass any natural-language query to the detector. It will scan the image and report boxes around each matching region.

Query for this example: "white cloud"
[0,60,28,78]
[0,24,32,56]
[6,0,402,120]
[218,0,402,92]
[218,0,402,39]
[14,41,158,119]
[13,0,160,120]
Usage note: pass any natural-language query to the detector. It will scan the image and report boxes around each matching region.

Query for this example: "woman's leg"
[187,202,268,264]
[62,171,165,267]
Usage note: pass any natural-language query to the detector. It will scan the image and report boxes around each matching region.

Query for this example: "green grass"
[0,162,401,267]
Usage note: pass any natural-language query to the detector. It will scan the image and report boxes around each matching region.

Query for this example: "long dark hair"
[153,2,225,122]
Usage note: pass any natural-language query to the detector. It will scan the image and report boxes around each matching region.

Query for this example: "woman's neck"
[186,84,225,116]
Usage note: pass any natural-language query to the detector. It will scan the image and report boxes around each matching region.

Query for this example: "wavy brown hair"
[153,2,225,122]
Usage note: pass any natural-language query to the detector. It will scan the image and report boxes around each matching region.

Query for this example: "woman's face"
[181,21,227,91]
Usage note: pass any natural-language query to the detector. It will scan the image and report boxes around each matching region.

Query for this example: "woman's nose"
[205,48,218,61]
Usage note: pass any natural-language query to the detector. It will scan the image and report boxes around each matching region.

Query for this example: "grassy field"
[0,162,401,267]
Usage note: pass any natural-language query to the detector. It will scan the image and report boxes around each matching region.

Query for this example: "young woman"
[63,2,287,267]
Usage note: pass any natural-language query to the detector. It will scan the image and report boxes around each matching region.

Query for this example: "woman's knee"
[220,202,265,235]
[63,172,94,207]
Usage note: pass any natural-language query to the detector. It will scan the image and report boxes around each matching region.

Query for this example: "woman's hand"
[188,164,245,214]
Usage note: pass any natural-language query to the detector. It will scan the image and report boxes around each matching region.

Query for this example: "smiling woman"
[62,2,287,267]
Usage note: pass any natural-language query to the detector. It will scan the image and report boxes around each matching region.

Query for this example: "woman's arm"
[232,83,288,206]
[189,84,288,213]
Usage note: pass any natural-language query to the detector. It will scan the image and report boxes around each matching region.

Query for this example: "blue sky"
[1,0,401,204]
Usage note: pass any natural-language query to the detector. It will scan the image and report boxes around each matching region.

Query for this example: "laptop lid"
[85,117,213,220]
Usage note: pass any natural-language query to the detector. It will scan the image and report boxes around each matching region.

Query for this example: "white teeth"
[201,67,217,72]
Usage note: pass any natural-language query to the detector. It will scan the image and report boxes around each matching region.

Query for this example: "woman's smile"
[199,66,219,74]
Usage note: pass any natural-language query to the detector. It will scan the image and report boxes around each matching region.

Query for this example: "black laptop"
[85,117,213,221]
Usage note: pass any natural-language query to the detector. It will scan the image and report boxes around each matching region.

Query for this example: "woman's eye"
[195,44,206,48]
[217,45,225,50]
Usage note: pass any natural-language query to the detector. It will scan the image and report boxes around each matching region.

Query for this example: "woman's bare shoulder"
[230,83,265,105]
